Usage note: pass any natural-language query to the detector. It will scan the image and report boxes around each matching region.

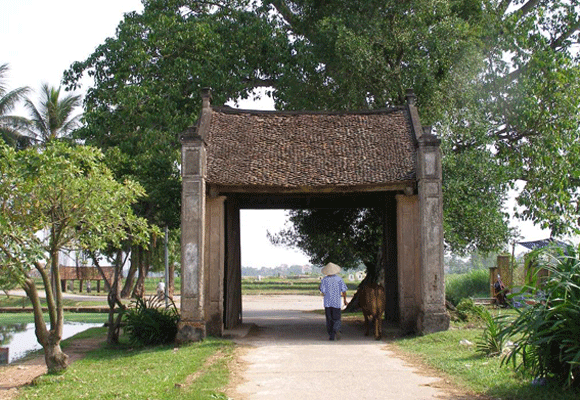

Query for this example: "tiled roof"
[204,107,417,188]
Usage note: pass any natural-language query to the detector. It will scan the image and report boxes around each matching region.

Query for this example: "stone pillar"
[177,139,207,342]
[416,127,450,334]
[497,254,512,287]
[383,195,399,323]
[204,195,225,336]
[396,194,420,333]
[177,89,213,342]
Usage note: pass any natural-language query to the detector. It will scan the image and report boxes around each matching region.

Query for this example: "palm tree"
[0,63,31,149]
[24,83,82,145]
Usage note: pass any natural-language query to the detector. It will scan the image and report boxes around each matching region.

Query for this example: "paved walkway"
[227,295,471,400]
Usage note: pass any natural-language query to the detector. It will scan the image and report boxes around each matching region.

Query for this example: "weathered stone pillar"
[204,195,225,336]
[396,194,420,333]
[177,89,213,342]
[416,126,449,334]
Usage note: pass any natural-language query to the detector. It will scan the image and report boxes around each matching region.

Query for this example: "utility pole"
[164,226,169,308]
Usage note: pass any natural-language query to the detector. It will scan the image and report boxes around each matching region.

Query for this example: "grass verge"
[18,329,235,400]
[393,322,579,400]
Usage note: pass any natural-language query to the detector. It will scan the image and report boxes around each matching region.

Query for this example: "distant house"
[519,238,568,286]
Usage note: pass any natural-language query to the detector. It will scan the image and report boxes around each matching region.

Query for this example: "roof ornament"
[405,89,416,106]
[201,87,212,109]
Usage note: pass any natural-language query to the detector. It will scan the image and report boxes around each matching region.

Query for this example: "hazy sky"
[1,0,555,267]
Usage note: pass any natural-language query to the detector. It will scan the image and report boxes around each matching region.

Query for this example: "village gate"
[177,89,449,342]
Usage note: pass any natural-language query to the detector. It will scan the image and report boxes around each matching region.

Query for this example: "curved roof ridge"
[212,105,406,116]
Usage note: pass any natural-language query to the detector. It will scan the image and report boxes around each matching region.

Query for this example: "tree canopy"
[65,0,580,256]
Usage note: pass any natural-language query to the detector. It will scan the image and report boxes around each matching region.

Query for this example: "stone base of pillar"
[206,313,223,337]
[176,320,206,343]
[417,311,450,335]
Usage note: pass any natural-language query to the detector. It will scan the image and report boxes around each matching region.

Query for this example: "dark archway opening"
[223,192,399,330]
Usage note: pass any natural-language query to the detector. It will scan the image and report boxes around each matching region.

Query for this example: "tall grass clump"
[500,243,580,389]
[446,268,489,306]
[123,296,180,346]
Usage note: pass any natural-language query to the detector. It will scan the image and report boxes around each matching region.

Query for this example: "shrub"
[475,306,507,357]
[500,243,580,388]
[123,296,180,346]
[449,298,479,322]
[446,268,489,306]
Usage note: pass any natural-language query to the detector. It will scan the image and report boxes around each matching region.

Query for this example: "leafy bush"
[446,268,489,306]
[500,243,580,388]
[123,296,180,346]
[449,298,480,322]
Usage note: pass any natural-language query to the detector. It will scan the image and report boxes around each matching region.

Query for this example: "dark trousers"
[325,307,342,339]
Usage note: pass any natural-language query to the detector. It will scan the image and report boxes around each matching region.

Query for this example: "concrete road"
[228,295,472,400]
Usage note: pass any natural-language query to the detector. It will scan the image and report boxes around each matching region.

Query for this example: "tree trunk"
[23,274,69,373]
[121,246,138,298]
[44,336,69,374]
[131,246,150,298]
[107,250,127,345]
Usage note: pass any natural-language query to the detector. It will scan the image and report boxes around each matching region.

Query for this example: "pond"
[0,322,102,364]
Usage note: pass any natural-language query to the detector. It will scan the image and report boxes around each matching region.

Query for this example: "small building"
[178,89,449,341]
[519,238,568,286]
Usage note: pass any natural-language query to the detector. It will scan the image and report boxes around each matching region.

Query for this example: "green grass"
[0,296,105,308]
[18,329,234,400]
[393,319,579,400]
[0,312,108,325]
[241,276,358,295]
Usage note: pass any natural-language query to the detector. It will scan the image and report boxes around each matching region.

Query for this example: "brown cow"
[359,283,386,340]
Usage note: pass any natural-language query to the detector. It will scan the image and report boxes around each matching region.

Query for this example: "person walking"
[156,280,166,300]
[320,262,348,341]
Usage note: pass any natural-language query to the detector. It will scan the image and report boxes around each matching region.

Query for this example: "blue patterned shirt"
[320,275,348,308]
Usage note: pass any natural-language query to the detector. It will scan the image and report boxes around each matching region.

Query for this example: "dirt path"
[225,295,487,400]
[0,336,104,400]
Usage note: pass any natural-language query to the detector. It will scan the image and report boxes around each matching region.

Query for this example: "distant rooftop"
[518,238,568,250]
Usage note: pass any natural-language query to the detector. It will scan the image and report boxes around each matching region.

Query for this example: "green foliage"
[23,84,82,145]
[442,147,512,254]
[445,252,498,274]
[64,0,293,229]
[500,243,580,388]
[65,0,580,250]
[475,306,506,357]
[452,298,479,322]
[123,296,180,346]
[0,142,153,283]
[445,269,489,306]
[269,208,383,275]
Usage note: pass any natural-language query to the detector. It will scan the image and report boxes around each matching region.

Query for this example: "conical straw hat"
[322,262,341,276]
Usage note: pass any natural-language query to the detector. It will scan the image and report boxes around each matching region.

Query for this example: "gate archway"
[178,89,449,342]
